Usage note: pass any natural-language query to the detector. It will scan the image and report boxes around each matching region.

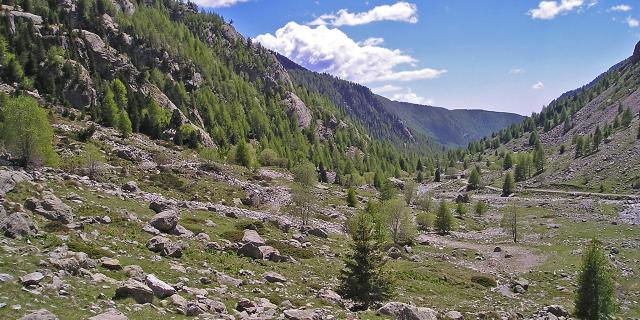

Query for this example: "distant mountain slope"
[470,41,640,193]
[276,54,523,146]
[378,97,525,146]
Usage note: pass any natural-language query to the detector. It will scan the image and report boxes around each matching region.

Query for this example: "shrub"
[416,212,433,231]
[471,275,497,287]
[68,237,114,258]
[265,240,313,259]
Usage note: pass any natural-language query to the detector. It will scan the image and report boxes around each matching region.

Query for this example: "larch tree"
[575,239,617,320]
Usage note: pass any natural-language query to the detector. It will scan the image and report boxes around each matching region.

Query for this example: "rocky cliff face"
[632,40,640,64]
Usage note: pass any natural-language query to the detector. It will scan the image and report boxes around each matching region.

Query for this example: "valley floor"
[1,119,638,320]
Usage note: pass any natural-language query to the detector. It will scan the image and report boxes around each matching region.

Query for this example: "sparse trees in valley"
[435,200,454,235]
[575,239,616,320]
[502,172,515,197]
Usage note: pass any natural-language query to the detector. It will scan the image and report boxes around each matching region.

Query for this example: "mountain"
[469,40,640,193]
[276,54,524,147]
[377,98,525,146]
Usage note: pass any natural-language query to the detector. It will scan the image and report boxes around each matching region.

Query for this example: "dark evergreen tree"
[337,212,392,310]
[435,200,454,235]
[575,240,617,320]
[347,187,357,207]
[502,172,515,197]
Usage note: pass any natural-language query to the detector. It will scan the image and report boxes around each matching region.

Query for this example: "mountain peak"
[632,41,640,64]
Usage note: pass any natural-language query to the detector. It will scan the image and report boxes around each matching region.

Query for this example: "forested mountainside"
[466,40,640,193]
[277,54,523,147]
[378,98,524,146]
[0,0,444,181]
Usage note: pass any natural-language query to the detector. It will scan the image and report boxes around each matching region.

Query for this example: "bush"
[416,212,434,231]
[68,237,114,258]
[265,240,314,259]
[221,229,243,243]
[150,172,186,190]
[471,275,497,287]
[234,220,265,233]
[43,221,69,233]
[259,148,280,166]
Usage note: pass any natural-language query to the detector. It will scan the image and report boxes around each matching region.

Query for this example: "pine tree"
[337,212,392,310]
[515,158,527,182]
[501,206,518,243]
[347,187,357,207]
[456,202,466,217]
[416,170,424,183]
[101,87,118,127]
[235,140,252,168]
[502,172,515,197]
[117,110,133,139]
[529,129,539,146]
[379,179,395,202]
[621,107,633,127]
[575,240,617,320]
[593,125,602,151]
[318,162,328,183]
[467,167,481,191]
[434,168,441,182]
[575,136,585,158]
[373,170,383,189]
[533,141,545,173]
[503,153,513,170]
[435,200,454,235]
[613,115,620,129]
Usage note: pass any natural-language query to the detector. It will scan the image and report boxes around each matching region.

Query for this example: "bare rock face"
[77,30,139,82]
[632,41,640,64]
[109,0,135,15]
[282,92,312,129]
[63,60,97,109]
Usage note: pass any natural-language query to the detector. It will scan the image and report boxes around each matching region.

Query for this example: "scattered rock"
[493,246,502,252]
[149,210,179,232]
[24,192,74,223]
[18,309,58,320]
[115,279,154,304]
[444,310,464,320]
[283,308,320,320]
[87,308,128,320]
[377,302,438,320]
[20,272,45,286]
[1,210,38,239]
[99,257,122,271]
[121,181,139,192]
[242,229,265,245]
[145,274,176,299]
[544,305,569,317]
[263,271,286,283]
[316,288,343,307]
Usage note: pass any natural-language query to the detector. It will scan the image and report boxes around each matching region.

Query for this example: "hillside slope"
[472,41,640,193]
[277,54,523,146]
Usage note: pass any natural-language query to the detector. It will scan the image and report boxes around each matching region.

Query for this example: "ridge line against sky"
[192,0,640,115]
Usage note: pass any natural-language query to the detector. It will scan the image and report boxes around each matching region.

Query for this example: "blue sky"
[195,0,640,115]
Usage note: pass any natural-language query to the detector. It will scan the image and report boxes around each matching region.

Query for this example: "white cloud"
[627,17,640,27]
[391,88,434,105]
[255,22,446,84]
[190,0,250,8]
[372,84,403,94]
[509,68,525,74]
[528,0,584,20]
[610,4,632,12]
[359,37,385,46]
[532,81,545,89]
[309,2,418,26]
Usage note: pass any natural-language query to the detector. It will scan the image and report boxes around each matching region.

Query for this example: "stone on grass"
[242,229,265,245]
[18,309,58,320]
[263,271,286,283]
[283,309,320,320]
[99,257,122,271]
[115,279,154,304]
[378,302,438,320]
[149,210,178,232]
[20,272,45,286]
[87,308,128,320]
[145,274,176,299]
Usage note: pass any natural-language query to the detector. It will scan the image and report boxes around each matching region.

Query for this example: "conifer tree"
[533,141,545,173]
[101,87,118,127]
[621,107,633,127]
[117,110,132,139]
[575,240,617,320]
[467,167,481,191]
[235,140,253,168]
[337,212,392,310]
[502,172,515,197]
[347,187,357,207]
[435,200,454,235]
[434,168,441,182]
[593,125,602,151]
[503,153,513,170]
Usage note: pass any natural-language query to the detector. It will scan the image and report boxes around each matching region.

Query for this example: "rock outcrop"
[282,92,312,129]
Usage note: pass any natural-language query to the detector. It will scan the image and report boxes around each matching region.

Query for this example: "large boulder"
[149,210,178,232]
[377,302,438,320]
[115,279,154,304]
[283,309,320,320]
[62,60,97,109]
[145,274,176,299]
[87,308,128,320]
[0,169,30,196]
[237,242,263,259]
[24,192,74,223]
[1,209,38,239]
[242,229,265,245]
[146,235,183,258]
[18,309,58,320]
[20,272,45,286]
[263,271,286,283]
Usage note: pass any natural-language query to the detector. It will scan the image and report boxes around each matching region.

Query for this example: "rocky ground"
[1,115,639,320]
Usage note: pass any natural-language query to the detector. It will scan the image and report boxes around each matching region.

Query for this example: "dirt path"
[485,185,640,200]
[417,232,544,276]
